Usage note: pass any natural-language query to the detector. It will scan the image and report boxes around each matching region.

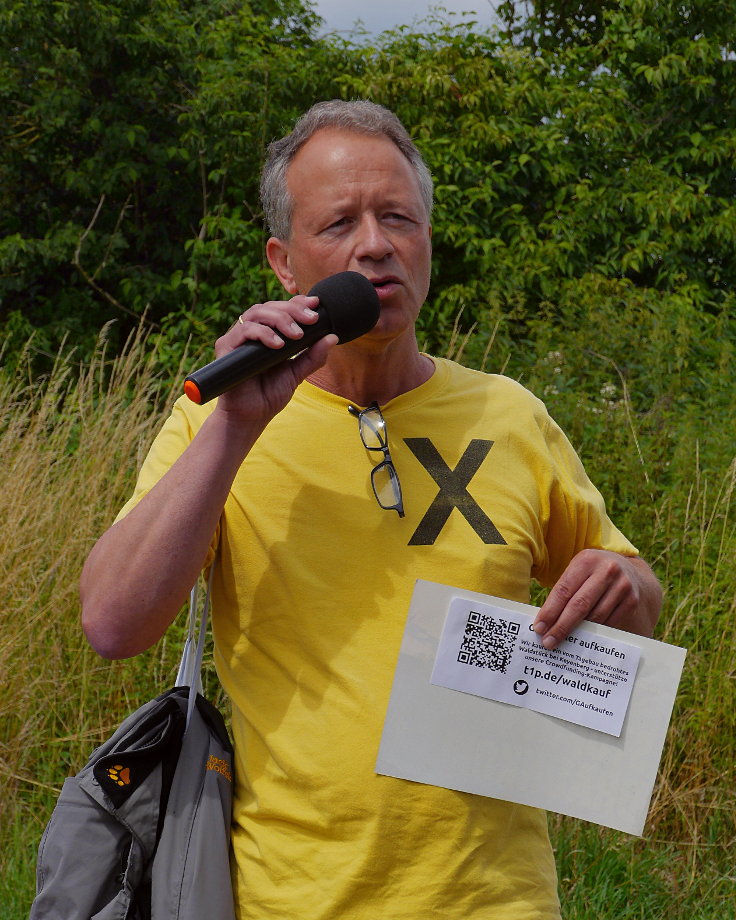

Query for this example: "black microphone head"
[307,271,380,343]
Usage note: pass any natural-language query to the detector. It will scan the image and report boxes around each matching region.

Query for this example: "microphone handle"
[183,308,333,405]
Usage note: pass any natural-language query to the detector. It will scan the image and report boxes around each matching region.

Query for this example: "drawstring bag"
[30,569,236,920]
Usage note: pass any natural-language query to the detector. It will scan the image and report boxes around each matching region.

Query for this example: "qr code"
[458,611,520,673]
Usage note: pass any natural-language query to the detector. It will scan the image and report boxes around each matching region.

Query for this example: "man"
[81,100,662,919]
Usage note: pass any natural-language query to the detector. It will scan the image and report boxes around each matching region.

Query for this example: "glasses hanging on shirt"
[348,402,405,518]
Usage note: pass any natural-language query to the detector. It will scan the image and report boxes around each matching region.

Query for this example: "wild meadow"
[1,302,733,918]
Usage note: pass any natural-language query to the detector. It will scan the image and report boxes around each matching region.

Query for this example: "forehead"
[286,128,424,210]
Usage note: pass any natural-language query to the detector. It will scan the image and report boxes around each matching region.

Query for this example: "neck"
[306,334,434,406]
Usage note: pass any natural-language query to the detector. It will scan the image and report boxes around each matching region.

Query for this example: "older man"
[81,100,662,919]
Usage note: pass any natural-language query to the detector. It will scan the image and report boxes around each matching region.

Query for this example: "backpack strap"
[175,561,216,730]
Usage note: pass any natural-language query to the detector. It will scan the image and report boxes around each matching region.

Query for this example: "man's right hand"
[211,294,337,427]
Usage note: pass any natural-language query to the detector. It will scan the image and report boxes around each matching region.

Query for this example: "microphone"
[183,271,381,405]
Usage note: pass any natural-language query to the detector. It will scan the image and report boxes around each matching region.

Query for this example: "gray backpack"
[30,576,236,920]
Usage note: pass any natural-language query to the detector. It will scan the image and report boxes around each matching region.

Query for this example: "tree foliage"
[1,0,735,399]
[338,1,736,331]
[0,0,330,364]
[497,0,621,49]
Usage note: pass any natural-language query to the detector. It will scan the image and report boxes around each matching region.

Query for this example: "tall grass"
[0,326,200,918]
[1,320,734,918]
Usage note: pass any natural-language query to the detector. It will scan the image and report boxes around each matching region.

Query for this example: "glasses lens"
[371,461,403,512]
[359,408,387,451]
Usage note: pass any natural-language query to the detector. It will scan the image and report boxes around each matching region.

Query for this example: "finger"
[533,555,614,648]
[284,333,338,382]
[534,577,607,649]
[238,296,320,338]
[534,556,640,649]
[217,319,285,355]
[219,297,320,356]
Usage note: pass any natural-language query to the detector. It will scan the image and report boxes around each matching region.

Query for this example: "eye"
[324,216,352,232]
[383,211,418,228]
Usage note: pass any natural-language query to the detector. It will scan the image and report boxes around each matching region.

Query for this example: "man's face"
[267,128,432,348]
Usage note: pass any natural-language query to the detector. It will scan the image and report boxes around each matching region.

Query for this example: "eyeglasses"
[348,402,405,517]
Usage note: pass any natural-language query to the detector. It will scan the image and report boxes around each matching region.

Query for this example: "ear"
[266,237,298,295]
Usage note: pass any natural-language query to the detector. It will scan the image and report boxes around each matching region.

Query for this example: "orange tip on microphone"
[183,379,202,404]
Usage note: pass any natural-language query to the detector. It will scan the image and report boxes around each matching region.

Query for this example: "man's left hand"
[532,550,662,650]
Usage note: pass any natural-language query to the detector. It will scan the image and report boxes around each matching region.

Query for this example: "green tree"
[0,0,328,366]
[497,0,620,49]
[3,0,734,402]
[337,2,736,348]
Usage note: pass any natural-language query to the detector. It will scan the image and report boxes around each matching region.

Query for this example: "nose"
[355,214,394,262]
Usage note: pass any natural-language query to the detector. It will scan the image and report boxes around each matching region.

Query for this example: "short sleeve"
[114,396,219,563]
[531,413,638,587]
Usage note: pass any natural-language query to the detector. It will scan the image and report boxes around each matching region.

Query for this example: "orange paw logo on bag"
[106,764,131,787]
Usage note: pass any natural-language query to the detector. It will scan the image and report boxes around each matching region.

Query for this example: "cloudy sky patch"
[312,0,499,38]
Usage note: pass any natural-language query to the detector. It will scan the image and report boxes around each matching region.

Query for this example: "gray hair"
[260,99,434,240]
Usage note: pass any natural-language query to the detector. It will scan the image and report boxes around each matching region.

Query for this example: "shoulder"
[163,393,218,439]
[134,394,217,476]
[434,357,550,419]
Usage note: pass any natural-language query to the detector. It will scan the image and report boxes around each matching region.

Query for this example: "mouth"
[369,277,401,299]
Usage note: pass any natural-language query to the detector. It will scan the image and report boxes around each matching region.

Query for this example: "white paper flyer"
[431,596,641,737]
[376,580,686,836]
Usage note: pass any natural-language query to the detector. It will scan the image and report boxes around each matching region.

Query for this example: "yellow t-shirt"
[118,357,636,920]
